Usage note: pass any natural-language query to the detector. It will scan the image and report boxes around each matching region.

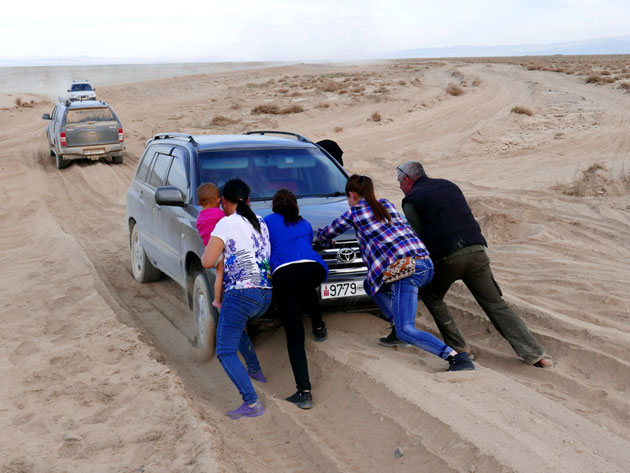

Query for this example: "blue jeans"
[371,259,453,359]
[216,288,272,404]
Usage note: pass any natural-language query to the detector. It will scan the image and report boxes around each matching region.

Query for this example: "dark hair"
[345,174,391,223]
[316,139,344,166]
[222,178,261,233]
[272,189,302,226]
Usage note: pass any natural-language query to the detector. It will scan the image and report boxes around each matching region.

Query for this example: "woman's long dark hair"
[272,189,302,226]
[222,178,261,233]
[345,174,391,223]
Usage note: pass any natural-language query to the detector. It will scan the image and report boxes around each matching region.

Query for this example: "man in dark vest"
[381,160,552,368]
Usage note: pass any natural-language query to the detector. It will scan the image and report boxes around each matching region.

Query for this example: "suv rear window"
[66,107,115,124]
[197,148,346,200]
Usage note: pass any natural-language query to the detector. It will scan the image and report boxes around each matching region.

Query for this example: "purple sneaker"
[248,370,267,383]
[227,401,265,419]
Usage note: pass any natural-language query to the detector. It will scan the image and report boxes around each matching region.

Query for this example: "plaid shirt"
[317,198,429,296]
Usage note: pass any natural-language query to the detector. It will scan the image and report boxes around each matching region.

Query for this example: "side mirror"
[67,89,71,92]
[42,113,51,120]
[155,186,186,207]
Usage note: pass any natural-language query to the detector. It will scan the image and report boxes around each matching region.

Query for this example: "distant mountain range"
[388,35,630,59]
[1,36,629,67]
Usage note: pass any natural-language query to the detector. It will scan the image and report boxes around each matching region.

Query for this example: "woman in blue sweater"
[264,189,328,409]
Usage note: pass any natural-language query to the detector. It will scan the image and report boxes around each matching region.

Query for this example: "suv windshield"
[197,148,347,200]
[71,84,93,91]
[66,107,115,124]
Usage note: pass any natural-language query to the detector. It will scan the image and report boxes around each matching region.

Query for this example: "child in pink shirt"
[196,183,225,308]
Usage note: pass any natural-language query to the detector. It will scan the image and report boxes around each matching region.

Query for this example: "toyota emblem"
[336,248,355,263]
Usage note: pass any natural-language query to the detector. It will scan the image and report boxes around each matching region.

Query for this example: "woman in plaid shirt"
[317,175,475,371]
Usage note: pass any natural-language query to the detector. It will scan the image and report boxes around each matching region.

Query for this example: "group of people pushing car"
[197,149,552,420]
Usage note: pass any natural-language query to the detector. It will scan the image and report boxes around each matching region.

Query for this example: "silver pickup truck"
[42,99,125,169]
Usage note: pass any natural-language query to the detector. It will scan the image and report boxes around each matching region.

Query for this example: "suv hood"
[251,196,356,241]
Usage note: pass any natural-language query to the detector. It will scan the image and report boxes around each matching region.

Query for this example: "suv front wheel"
[130,223,161,282]
[193,269,218,361]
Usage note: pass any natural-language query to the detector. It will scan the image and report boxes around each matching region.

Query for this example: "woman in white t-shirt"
[202,179,272,420]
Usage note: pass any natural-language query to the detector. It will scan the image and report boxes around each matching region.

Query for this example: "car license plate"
[321,280,366,299]
[84,148,105,155]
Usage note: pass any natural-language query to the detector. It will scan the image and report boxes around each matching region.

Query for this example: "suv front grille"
[316,240,366,275]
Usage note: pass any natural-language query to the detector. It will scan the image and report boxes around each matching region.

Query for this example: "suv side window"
[148,153,173,188]
[166,155,188,198]
[136,150,156,183]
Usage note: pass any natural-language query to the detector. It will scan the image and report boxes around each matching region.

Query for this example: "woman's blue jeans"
[216,288,272,404]
[371,259,453,359]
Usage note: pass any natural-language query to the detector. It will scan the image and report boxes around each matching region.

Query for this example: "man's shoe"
[226,401,265,419]
[447,352,476,372]
[286,391,313,409]
[379,326,410,347]
[313,326,327,342]
[248,370,267,383]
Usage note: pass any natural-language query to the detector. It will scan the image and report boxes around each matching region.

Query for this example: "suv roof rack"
[244,130,311,143]
[152,133,198,144]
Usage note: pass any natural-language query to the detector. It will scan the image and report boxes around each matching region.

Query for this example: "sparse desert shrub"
[352,86,366,94]
[446,83,464,96]
[601,70,611,75]
[398,80,406,86]
[370,111,382,122]
[251,104,281,114]
[281,104,304,114]
[315,103,330,109]
[511,106,533,116]
[319,80,345,92]
[619,82,630,91]
[333,126,343,133]
[375,86,389,93]
[14,97,22,107]
[586,75,602,83]
[289,91,302,97]
[230,103,241,110]
[210,115,238,126]
[250,104,304,115]
[277,88,289,94]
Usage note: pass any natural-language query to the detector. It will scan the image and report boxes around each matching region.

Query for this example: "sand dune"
[1,58,629,472]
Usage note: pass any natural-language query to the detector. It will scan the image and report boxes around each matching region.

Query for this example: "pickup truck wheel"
[193,270,218,361]
[130,224,161,282]
[56,153,69,170]
[112,155,123,164]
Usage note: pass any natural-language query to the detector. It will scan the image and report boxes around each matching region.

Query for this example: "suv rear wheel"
[55,153,69,170]
[130,223,161,282]
[192,269,218,361]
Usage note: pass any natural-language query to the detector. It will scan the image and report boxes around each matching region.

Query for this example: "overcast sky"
[2,0,629,62]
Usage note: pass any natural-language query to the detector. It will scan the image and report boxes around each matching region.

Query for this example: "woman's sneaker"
[379,325,410,347]
[286,391,313,409]
[248,370,267,383]
[227,401,265,419]
[313,326,327,342]
[447,352,476,371]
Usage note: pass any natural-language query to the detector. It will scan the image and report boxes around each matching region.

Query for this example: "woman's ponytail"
[222,179,261,233]
[345,174,391,223]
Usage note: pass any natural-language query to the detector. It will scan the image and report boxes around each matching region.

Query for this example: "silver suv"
[42,99,125,169]
[125,131,371,360]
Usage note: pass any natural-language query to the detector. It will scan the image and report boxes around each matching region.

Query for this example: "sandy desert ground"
[1,57,629,473]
